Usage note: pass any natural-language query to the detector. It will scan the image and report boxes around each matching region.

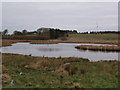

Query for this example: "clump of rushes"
[75,45,120,52]
[1,74,11,84]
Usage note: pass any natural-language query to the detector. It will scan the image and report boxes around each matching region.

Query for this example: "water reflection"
[1,42,119,61]
[38,47,61,52]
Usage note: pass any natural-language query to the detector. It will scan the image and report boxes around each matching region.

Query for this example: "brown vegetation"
[1,74,11,83]
[2,65,8,73]
[2,35,50,40]
[1,33,119,47]
[24,57,89,71]
[73,83,84,88]
[75,45,120,52]
[1,38,119,47]
[1,39,63,47]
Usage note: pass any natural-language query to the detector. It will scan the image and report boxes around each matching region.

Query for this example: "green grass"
[69,34,118,40]
[2,54,119,88]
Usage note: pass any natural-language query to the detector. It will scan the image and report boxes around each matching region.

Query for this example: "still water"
[1,42,119,61]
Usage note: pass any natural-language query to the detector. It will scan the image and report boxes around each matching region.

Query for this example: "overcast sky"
[2,2,118,33]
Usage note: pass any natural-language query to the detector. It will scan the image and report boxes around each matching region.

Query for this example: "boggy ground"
[2,53,119,88]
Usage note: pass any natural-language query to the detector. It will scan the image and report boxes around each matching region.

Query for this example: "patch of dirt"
[73,83,84,88]
[1,74,11,83]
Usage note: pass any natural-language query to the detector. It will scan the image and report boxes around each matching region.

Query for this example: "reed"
[75,45,120,52]
[2,35,50,40]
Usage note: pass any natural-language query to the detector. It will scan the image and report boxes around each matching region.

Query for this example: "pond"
[1,42,119,61]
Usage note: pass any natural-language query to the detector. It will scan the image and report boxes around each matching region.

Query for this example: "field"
[2,35,50,40]
[2,53,119,88]
[69,34,118,40]
[1,34,119,47]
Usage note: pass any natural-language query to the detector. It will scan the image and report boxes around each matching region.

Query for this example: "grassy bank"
[2,54,119,88]
[1,39,61,47]
[75,45,120,52]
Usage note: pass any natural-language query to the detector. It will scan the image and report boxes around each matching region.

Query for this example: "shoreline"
[1,39,118,47]
[1,33,119,47]
[1,53,118,62]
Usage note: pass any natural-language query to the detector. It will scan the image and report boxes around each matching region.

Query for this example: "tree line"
[79,31,120,34]
[0,28,78,35]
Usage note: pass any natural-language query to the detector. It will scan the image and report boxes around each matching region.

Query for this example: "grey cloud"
[0,3,2,30]
[2,2,118,33]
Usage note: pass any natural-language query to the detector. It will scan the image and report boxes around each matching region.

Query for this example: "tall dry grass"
[75,45,120,52]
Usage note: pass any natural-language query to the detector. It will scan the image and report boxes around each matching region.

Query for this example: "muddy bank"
[1,39,119,47]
